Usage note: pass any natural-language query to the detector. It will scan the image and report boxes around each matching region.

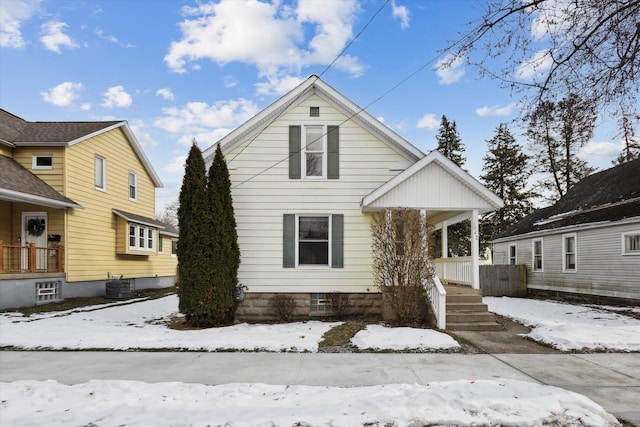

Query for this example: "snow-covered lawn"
[0,379,619,426]
[486,297,640,352]
[1,294,634,426]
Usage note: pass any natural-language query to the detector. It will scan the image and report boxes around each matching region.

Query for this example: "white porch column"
[441,220,448,259]
[471,209,480,290]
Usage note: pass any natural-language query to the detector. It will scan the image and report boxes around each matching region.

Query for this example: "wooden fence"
[479,264,527,297]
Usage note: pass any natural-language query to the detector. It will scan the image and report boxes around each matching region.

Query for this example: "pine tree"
[480,124,534,249]
[177,142,210,325]
[206,143,240,325]
[613,113,640,165]
[435,115,469,256]
[435,115,466,167]
[527,94,595,201]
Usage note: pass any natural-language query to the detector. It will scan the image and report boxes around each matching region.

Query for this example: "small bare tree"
[371,209,434,324]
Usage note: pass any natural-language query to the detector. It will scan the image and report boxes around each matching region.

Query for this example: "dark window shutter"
[283,214,296,268]
[289,126,301,179]
[327,125,339,179]
[331,214,344,268]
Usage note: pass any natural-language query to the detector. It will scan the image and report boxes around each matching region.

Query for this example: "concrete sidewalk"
[1,351,639,425]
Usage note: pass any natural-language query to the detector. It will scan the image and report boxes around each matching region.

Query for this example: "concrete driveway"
[1,351,638,425]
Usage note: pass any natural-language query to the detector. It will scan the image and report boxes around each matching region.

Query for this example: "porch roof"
[0,155,83,209]
[361,150,503,223]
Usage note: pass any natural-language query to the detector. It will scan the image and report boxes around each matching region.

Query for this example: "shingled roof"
[0,155,82,208]
[0,109,121,144]
[493,158,640,241]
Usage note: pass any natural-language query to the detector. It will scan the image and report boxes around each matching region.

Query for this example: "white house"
[203,75,503,326]
[491,159,640,301]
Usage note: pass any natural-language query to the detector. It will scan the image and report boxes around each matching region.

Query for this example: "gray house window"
[532,238,543,272]
[508,244,516,265]
[563,233,577,272]
[622,231,640,255]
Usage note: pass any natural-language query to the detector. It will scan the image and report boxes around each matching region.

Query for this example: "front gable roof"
[362,150,504,217]
[203,75,424,162]
[493,158,640,241]
[0,109,162,188]
[0,155,82,209]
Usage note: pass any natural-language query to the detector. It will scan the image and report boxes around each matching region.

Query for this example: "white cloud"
[80,103,91,111]
[391,0,409,29]
[435,53,465,85]
[475,103,519,117]
[254,72,304,96]
[529,0,573,40]
[153,99,259,147]
[101,86,132,108]
[224,75,238,88]
[516,49,553,81]
[164,0,363,93]
[40,21,78,53]
[128,119,158,148]
[577,140,623,160]
[156,88,175,101]
[41,81,82,106]
[417,113,439,130]
[0,0,42,48]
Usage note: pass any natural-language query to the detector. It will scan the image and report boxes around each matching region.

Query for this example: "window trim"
[171,239,178,257]
[302,124,327,180]
[95,155,107,191]
[508,243,517,265]
[562,233,577,272]
[128,171,138,202]
[532,238,543,272]
[296,214,332,268]
[622,231,640,255]
[128,223,155,252]
[32,154,53,170]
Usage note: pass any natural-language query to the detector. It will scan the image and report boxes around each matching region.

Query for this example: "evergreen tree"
[177,142,210,325]
[435,115,466,167]
[526,94,595,201]
[206,143,240,325]
[435,115,469,256]
[613,113,640,165]
[480,124,534,249]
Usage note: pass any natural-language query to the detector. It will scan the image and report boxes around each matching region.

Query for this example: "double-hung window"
[532,238,543,272]
[622,231,640,255]
[95,155,106,191]
[283,214,343,269]
[128,171,137,201]
[128,224,155,252]
[508,244,517,265]
[298,216,330,265]
[562,233,577,272]
[303,125,325,179]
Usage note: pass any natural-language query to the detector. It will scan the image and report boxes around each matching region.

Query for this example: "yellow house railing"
[0,242,64,274]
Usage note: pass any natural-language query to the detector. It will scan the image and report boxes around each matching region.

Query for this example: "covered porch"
[361,151,503,329]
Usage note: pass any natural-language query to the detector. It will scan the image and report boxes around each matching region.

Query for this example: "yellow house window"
[128,171,137,201]
[128,223,155,252]
[95,155,106,191]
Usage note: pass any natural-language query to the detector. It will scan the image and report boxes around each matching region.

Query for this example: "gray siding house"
[491,159,640,301]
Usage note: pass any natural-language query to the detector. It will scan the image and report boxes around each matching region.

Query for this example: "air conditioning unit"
[105,280,131,299]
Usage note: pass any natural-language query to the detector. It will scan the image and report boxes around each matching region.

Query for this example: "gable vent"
[310,106,320,117]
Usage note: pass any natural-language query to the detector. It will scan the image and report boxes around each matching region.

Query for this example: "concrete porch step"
[444,285,502,332]
[446,321,504,331]
[447,311,497,323]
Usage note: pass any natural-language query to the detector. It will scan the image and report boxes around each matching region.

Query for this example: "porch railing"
[423,272,447,329]
[432,257,490,286]
[0,242,64,274]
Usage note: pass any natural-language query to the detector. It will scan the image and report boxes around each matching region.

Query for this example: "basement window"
[35,281,61,303]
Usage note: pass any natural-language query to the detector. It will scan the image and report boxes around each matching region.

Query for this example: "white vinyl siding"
[220,94,408,293]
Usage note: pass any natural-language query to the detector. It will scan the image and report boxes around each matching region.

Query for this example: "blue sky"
[0,0,627,213]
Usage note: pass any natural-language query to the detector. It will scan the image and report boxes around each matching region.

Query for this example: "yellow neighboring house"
[0,109,177,309]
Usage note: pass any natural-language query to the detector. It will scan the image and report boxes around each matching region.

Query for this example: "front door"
[21,212,48,271]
